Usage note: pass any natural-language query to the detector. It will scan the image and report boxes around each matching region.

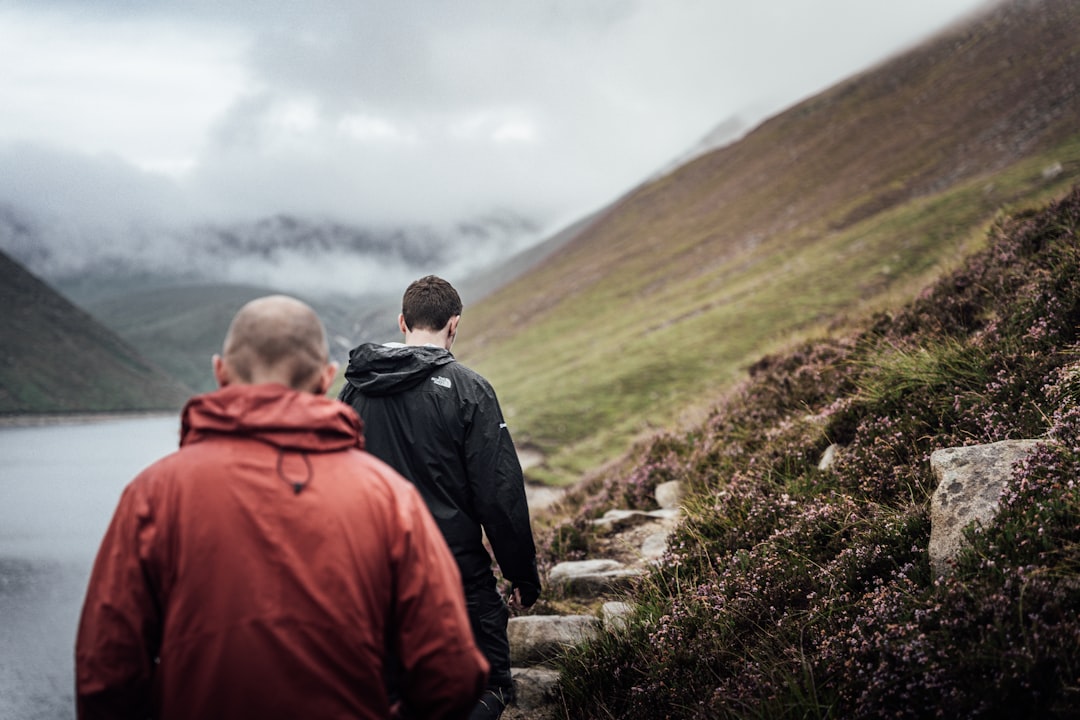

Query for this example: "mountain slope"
[82,284,299,394]
[0,250,192,414]
[552,159,1080,720]
[83,284,398,394]
[455,0,1080,485]
[31,210,544,396]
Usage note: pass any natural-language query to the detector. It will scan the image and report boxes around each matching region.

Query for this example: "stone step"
[599,600,634,631]
[548,558,644,597]
[508,614,601,665]
[654,479,684,510]
[640,528,673,560]
[511,666,561,712]
[506,605,636,716]
[589,507,680,531]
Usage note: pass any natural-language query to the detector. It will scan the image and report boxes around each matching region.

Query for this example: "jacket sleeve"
[75,481,162,720]
[392,481,489,719]
[464,379,542,600]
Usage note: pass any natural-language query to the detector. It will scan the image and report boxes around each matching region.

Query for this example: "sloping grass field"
[462,143,1080,486]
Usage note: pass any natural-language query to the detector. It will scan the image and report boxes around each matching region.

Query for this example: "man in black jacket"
[339,275,541,720]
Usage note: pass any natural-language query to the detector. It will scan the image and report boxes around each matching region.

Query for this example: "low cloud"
[0,146,541,297]
[0,0,992,291]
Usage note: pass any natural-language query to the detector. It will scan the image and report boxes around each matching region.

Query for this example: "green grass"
[0,251,192,414]
[460,146,1080,486]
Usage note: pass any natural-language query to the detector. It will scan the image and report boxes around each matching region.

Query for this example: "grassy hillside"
[454,0,1080,486]
[80,208,605,397]
[544,182,1080,718]
[84,284,396,394]
[82,284,275,394]
[0,250,192,414]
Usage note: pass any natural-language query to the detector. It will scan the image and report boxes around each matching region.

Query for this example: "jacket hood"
[180,384,364,452]
[344,343,456,397]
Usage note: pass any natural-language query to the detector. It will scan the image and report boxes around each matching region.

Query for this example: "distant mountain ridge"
[0,206,541,303]
[0,205,542,407]
[80,283,401,394]
[0,249,191,414]
[187,211,539,268]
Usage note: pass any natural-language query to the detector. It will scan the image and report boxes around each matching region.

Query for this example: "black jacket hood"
[343,343,456,397]
[338,340,541,594]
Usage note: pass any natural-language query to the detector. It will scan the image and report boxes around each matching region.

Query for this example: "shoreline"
[0,410,179,429]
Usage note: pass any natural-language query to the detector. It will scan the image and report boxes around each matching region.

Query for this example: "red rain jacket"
[76,384,487,719]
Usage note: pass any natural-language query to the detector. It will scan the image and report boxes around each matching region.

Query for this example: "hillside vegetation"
[456,0,1080,487]
[541,183,1080,718]
[79,284,388,394]
[0,250,191,414]
[56,213,541,397]
[81,284,284,394]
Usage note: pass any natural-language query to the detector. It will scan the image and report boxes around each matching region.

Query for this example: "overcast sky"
[0,0,991,239]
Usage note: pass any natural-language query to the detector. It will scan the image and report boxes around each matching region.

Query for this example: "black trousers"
[464,573,513,698]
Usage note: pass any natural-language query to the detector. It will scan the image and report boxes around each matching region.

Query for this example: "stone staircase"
[503,481,684,719]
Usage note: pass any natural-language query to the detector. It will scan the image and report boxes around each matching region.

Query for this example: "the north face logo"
[431,376,452,389]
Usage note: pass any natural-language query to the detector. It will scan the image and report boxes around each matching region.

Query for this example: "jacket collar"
[180,384,364,452]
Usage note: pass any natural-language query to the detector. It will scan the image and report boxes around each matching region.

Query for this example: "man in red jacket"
[76,295,488,720]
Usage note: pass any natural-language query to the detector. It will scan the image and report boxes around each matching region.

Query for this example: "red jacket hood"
[180,384,364,452]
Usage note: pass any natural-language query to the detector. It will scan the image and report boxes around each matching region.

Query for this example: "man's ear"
[398,313,408,335]
[446,315,460,350]
[315,362,339,396]
[212,354,231,388]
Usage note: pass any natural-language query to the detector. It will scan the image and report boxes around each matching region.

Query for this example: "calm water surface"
[0,415,181,720]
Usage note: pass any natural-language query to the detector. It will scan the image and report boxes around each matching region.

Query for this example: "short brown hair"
[401,275,462,332]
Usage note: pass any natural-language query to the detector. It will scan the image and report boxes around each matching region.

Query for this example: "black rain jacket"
[339,343,541,597]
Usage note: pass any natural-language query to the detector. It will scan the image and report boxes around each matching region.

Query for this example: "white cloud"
[449,111,538,145]
[492,122,537,145]
[271,99,321,137]
[0,8,248,176]
[338,114,417,145]
[0,1,992,247]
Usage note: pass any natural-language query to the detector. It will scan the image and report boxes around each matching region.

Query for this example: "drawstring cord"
[277,450,314,495]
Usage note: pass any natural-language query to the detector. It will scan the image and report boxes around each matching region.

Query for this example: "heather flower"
[554,188,1080,719]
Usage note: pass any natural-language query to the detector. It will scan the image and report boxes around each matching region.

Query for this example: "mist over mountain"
[0,198,543,303]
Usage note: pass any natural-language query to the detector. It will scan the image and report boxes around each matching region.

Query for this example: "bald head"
[214,295,336,394]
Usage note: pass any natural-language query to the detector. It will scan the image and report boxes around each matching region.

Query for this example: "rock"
[929,439,1045,575]
[511,666,561,711]
[525,481,565,513]
[548,559,644,596]
[640,529,671,560]
[508,615,601,665]
[590,507,681,531]
[1043,161,1063,179]
[590,508,655,531]
[551,558,624,576]
[818,443,838,471]
[654,480,683,509]
[600,601,634,631]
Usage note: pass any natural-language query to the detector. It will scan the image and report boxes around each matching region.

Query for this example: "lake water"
[0,415,181,720]
[0,412,560,718]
